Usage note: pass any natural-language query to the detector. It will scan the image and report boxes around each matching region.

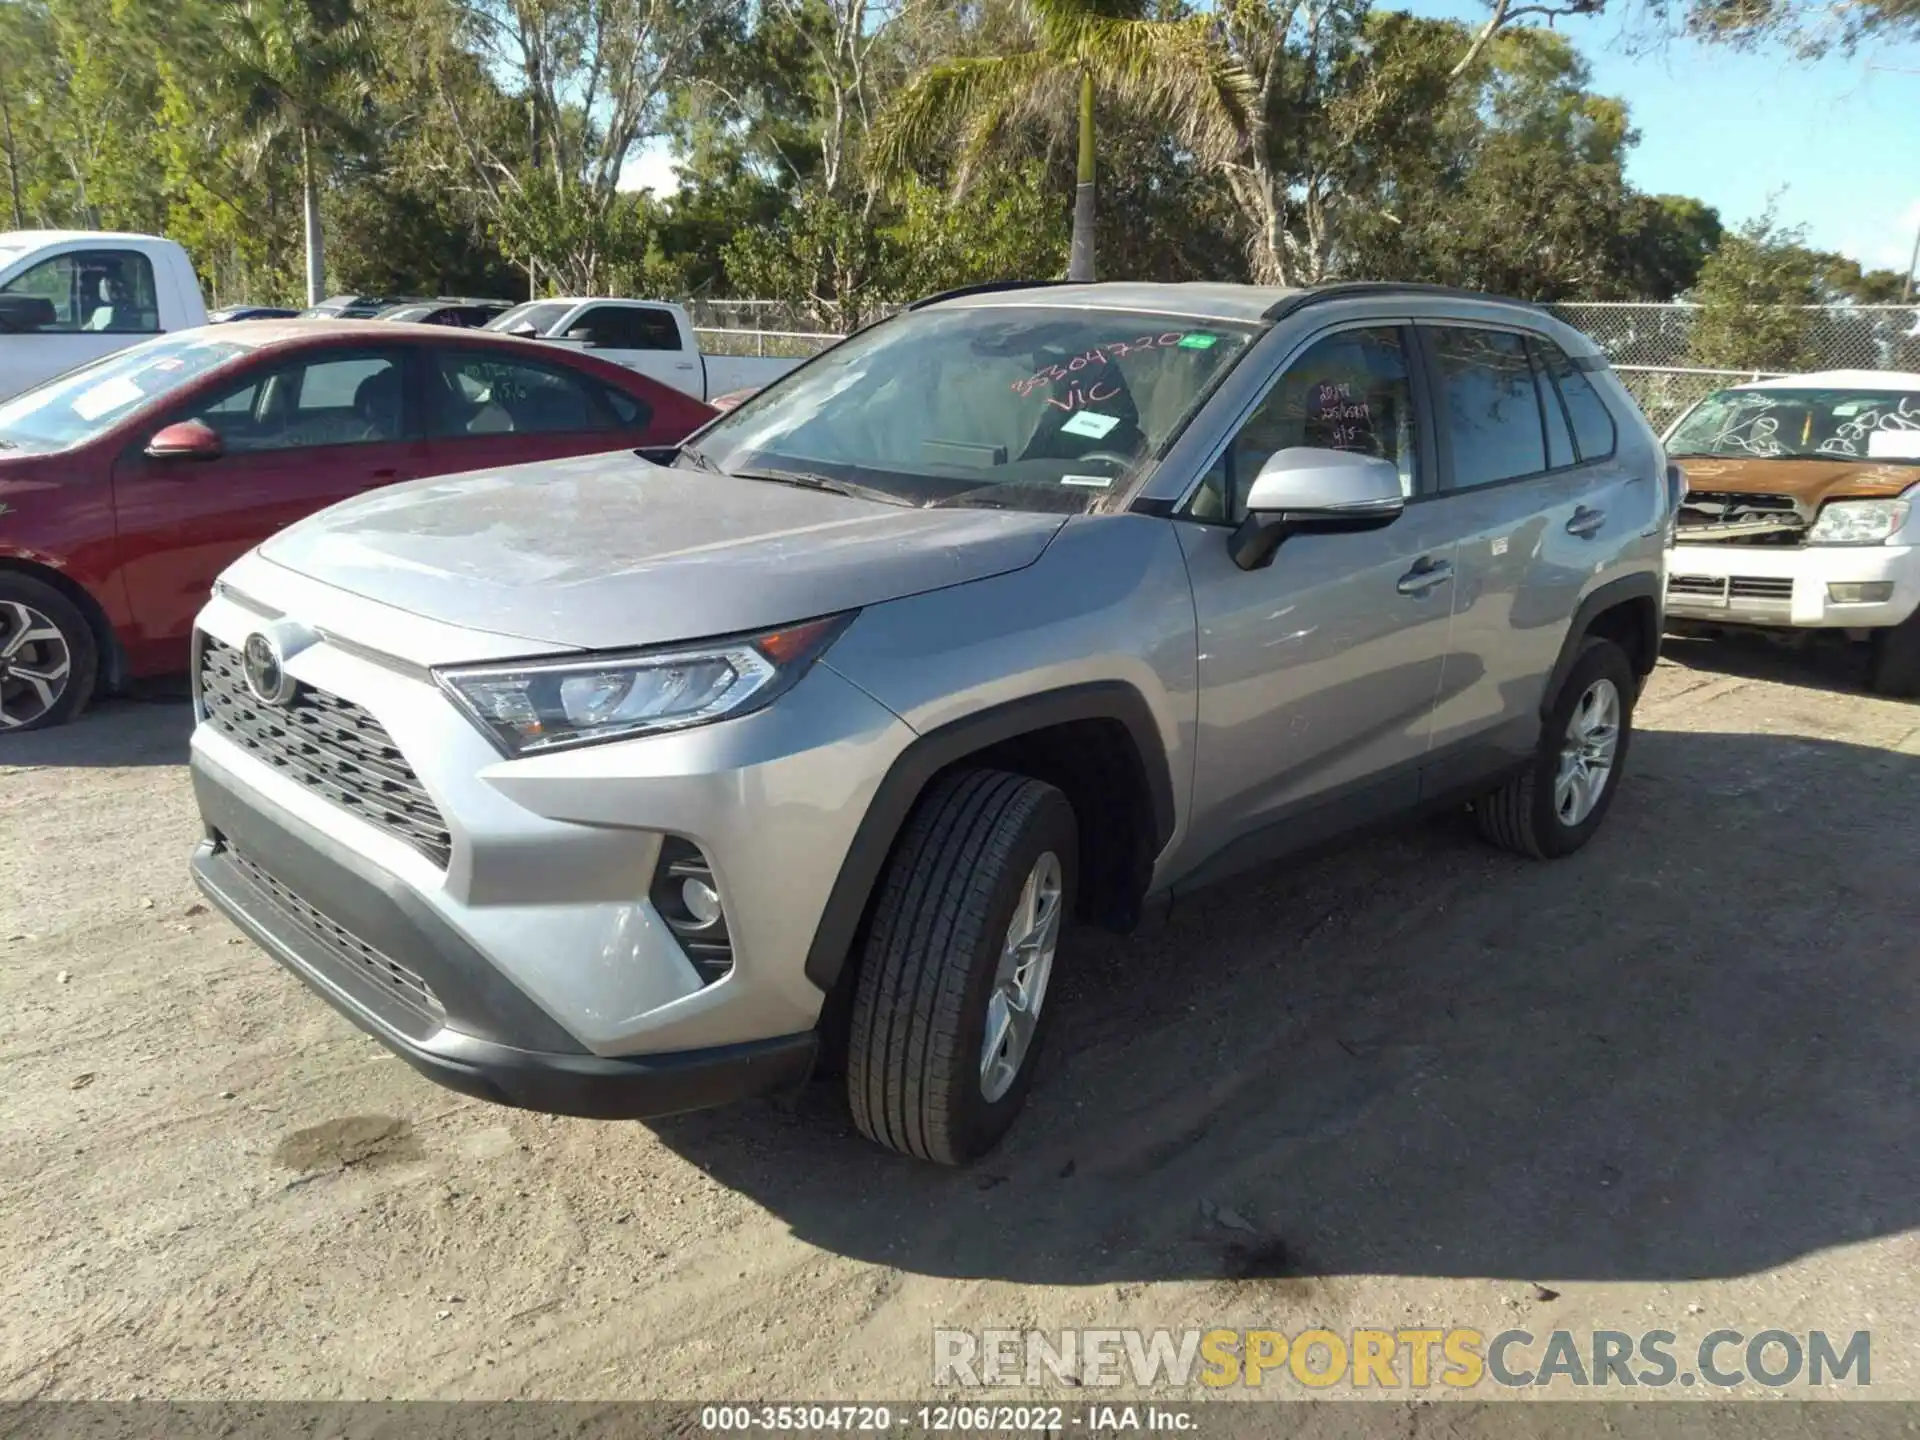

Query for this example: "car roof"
[188,318,601,350]
[922,278,1565,325]
[930,281,1288,322]
[1736,369,1920,391]
[0,228,173,247]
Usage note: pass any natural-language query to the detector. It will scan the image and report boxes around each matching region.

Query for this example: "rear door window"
[1427,327,1549,489]
[429,350,624,435]
[1535,340,1618,462]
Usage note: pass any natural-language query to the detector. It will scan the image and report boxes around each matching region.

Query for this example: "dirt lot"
[2,633,1917,1403]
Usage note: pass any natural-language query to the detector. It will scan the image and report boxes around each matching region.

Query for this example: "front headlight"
[437,613,854,756]
[1806,498,1911,546]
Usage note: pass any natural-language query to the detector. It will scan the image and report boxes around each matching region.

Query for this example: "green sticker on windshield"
[1178,333,1218,349]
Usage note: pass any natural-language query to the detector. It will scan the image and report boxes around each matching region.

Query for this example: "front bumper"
[188,573,916,1116]
[191,757,816,1118]
[1665,540,1919,629]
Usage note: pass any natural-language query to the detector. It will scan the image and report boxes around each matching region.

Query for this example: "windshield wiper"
[0,439,16,450]
[675,443,719,473]
[728,466,914,507]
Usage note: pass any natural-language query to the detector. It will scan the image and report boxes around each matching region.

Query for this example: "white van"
[0,231,210,401]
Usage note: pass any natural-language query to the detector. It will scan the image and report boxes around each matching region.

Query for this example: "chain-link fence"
[1606,366,1777,432]
[1548,302,1920,373]
[683,297,1920,429]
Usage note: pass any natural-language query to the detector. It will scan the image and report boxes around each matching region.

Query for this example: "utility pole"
[1867,65,1920,300]
[1907,213,1919,302]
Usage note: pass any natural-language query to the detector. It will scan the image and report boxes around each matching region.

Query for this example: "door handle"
[370,468,406,482]
[1567,505,1607,538]
[1396,557,1454,596]
[675,361,696,370]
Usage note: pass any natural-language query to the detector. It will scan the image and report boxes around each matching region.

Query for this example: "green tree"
[401,0,735,294]
[1615,193,1723,300]
[1337,20,1648,299]
[1688,214,1820,370]
[869,0,1249,281]
[1677,0,1917,51]
[193,0,378,304]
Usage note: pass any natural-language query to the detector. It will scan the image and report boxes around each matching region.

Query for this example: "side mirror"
[563,326,599,346]
[1230,447,1405,571]
[145,419,224,462]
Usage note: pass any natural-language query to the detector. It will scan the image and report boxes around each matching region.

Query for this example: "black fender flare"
[802,681,1177,993]
[1543,571,1662,715]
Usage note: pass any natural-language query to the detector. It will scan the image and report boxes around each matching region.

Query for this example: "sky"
[1403,0,1920,274]
[623,3,1920,279]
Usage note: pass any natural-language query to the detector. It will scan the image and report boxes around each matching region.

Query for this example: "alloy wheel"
[0,599,72,730]
[979,850,1064,1103]
[1553,677,1620,826]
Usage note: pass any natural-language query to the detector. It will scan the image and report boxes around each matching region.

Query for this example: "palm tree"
[870,0,1250,282]
[201,0,374,306]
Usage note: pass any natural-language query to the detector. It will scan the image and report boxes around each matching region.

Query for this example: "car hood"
[1673,455,1918,506]
[257,451,1068,651]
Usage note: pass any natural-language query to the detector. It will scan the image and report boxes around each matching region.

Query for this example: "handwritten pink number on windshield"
[1011,332,1195,400]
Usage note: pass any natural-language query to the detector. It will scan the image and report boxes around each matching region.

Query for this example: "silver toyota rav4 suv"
[189,281,1673,1164]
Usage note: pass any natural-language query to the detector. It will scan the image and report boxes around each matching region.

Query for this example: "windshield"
[379,304,435,322]
[1668,388,1920,464]
[691,305,1262,511]
[484,301,573,336]
[0,334,245,451]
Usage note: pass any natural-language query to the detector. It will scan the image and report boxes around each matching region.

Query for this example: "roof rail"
[906,279,1086,311]
[1262,281,1547,321]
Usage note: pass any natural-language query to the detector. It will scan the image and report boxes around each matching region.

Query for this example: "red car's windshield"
[0,335,246,453]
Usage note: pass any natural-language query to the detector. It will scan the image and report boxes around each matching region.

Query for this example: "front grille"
[1667,574,1793,605]
[1677,490,1808,546]
[226,846,445,1034]
[1668,575,1728,599]
[199,636,453,868]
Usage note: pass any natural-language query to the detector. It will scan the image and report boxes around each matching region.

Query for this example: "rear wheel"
[0,575,96,733]
[846,769,1078,1165]
[1867,611,1920,699]
[1475,637,1636,859]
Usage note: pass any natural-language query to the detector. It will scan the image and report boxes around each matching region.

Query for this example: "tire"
[1475,637,1636,860]
[0,573,97,733]
[846,769,1078,1165]
[1868,612,1920,699]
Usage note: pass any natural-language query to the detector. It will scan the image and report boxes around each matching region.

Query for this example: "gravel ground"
[1,632,1916,1403]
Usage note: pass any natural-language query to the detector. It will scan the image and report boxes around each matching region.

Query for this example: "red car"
[0,321,715,731]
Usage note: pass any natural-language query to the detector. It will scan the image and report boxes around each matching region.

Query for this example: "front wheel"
[1475,637,1636,859]
[846,769,1078,1165]
[1868,610,1920,699]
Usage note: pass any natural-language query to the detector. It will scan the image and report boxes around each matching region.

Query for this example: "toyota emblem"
[242,632,295,706]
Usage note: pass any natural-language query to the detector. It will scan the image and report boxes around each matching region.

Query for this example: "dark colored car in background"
[0,320,717,731]
[207,305,300,323]
[299,294,423,319]
[371,299,513,328]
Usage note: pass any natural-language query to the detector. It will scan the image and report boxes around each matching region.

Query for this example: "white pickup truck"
[484,297,805,404]
[0,231,209,401]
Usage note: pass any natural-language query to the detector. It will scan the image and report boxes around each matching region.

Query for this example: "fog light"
[681,876,722,925]
[648,837,733,985]
[1828,582,1894,604]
